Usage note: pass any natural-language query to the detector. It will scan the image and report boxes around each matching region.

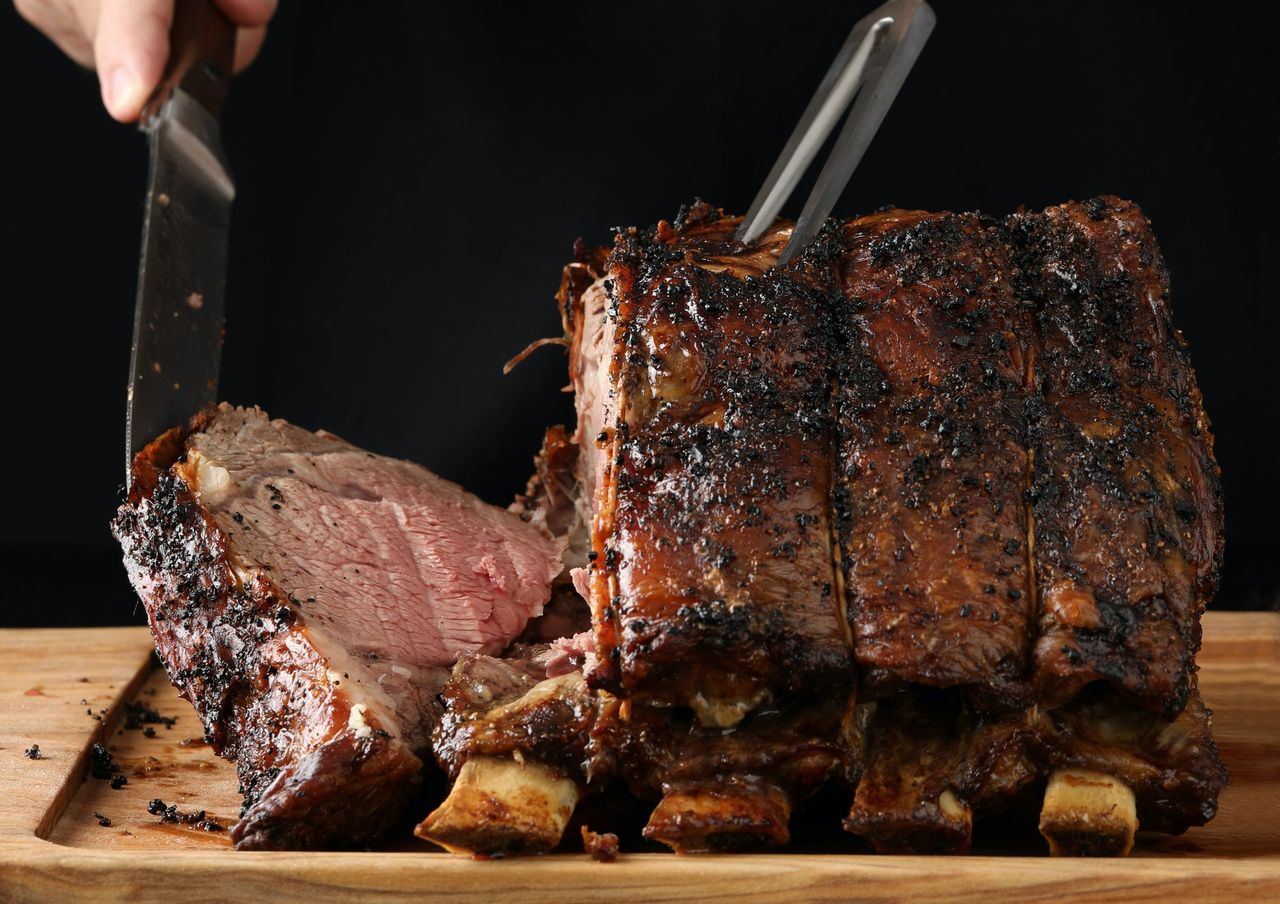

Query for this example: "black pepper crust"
[586,201,852,707]
[565,197,1224,848]
[834,210,1038,712]
[581,197,1221,718]
[111,414,423,851]
[1006,197,1224,717]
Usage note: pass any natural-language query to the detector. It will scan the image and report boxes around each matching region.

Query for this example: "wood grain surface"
[1,612,1277,902]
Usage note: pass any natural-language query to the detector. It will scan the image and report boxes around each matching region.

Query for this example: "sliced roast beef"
[112,404,564,849]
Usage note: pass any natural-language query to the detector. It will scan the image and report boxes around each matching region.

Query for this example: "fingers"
[232,24,268,73]
[15,0,278,122]
[92,0,174,122]
[13,0,94,67]
[214,0,275,28]
[218,0,276,73]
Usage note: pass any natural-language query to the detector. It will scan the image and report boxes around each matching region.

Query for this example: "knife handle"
[139,0,236,126]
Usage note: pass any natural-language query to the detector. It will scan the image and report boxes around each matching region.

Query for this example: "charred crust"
[573,198,1223,843]
[600,209,852,703]
[113,410,424,851]
[586,199,1221,726]
[230,731,422,850]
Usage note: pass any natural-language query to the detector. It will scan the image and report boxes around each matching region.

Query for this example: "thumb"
[94,0,174,122]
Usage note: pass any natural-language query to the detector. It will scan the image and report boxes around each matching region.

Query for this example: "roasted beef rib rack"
[117,196,1225,856]
[420,196,1225,857]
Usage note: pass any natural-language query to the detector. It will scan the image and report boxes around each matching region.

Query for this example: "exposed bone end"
[415,756,580,856]
[845,787,973,854]
[1039,768,1137,857]
[643,778,792,853]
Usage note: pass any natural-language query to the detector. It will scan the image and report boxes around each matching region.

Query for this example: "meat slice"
[112,404,563,849]
[833,211,1037,711]
[1008,198,1224,716]
[582,204,849,723]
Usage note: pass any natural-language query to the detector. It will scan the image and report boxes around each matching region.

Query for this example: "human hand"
[14,0,277,122]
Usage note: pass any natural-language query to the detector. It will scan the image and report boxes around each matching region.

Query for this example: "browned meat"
[118,195,1225,857]
[512,424,582,542]
[112,405,564,850]
[1008,199,1224,717]
[833,211,1037,711]
[620,700,847,852]
[580,207,850,725]
[844,693,1037,853]
[1035,678,1227,834]
[833,198,1224,847]
[431,644,611,784]
[511,425,595,646]
[548,198,1224,855]
[417,639,615,855]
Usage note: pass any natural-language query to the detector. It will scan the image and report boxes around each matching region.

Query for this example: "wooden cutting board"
[1,612,1277,903]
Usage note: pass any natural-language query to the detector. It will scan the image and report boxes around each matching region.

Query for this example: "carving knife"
[125,1,236,484]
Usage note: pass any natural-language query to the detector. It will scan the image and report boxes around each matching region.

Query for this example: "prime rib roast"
[114,196,1226,856]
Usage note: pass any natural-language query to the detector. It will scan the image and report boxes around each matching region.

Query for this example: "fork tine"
[778,0,935,264]
[735,9,889,246]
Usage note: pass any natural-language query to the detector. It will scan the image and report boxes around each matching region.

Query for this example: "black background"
[2,0,1276,627]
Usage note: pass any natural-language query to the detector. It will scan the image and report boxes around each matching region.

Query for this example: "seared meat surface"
[621,700,847,852]
[549,197,1224,855]
[580,216,849,722]
[432,639,607,783]
[1011,200,1224,717]
[834,211,1036,711]
[1035,678,1226,834]
[845,693,1037,853]
[113,405,563,849]
[417,634,614,855]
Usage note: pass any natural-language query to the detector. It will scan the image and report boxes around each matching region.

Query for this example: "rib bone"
[415,756,580,856]
[1038,768,1137,857]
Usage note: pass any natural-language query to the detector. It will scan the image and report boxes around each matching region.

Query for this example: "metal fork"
[735,0,936,265]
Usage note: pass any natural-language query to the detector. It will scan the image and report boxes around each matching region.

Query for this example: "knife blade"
[125,1,236,483]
